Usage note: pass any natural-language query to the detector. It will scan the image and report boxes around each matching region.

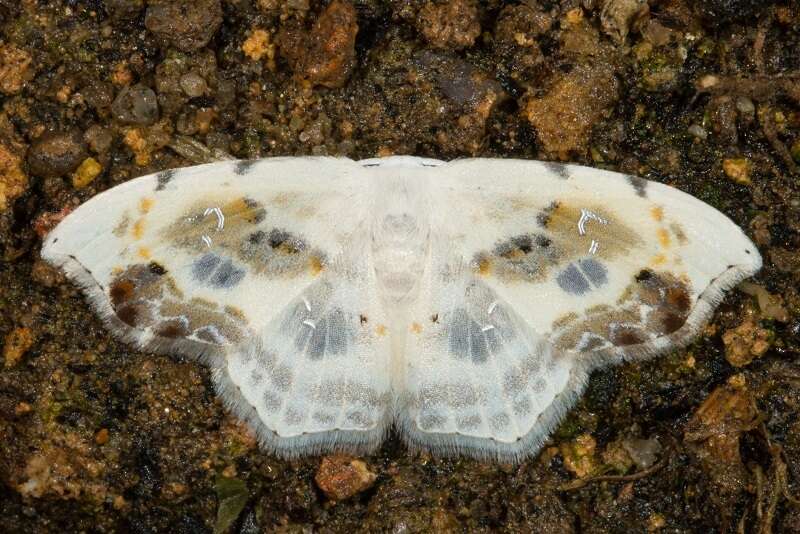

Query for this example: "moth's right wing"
[399,159,760,463]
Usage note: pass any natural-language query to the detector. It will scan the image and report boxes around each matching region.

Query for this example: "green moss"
[214,475,249,534]
[791,139,800,164]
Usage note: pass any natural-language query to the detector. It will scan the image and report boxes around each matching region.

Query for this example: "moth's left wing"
[400,159,761,462]
[42,158,393,456]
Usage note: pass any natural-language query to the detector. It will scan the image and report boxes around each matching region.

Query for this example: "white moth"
[41,157,762,463]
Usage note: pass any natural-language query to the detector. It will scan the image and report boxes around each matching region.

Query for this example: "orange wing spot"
[650,206,664,222]
[137,246,152,259]
[650,253,667,266]
[132,218,145,240]
[657,228,671,248]
[376,324,387,337]
[139,197,154,214]
[309,256,324,276]
[410,322,422,334]
[478,257,491,276]
[222,197,263,224]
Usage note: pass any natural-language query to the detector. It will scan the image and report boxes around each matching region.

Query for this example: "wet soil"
[1,0,799,532]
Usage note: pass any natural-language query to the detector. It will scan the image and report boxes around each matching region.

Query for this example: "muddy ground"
[1,0,799,532]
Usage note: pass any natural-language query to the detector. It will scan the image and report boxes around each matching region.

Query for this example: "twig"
[761,460,781,534]
[696,74,800,104]
[754,462,765,520]
[758,104,799,173]
[559,456,668,491]
[753,8,773,75]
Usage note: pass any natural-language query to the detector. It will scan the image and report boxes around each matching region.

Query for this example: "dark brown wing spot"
[110,280,135,306]
[155,320,190,338]
[661,312,685,334]
[116,305,139,327]
[665,286,691,312]
[610,327,646,346]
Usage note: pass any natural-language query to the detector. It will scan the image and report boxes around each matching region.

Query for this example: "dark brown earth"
[1,0,799,532]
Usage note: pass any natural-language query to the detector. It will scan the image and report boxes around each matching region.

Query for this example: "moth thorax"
[372,212,428,305]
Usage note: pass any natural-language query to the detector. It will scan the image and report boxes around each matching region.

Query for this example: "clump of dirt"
[314,455,377,501]
[416,0,481,50]
[684,376,761,511]
[722,318,773,367]
[0,42,34,95]
[524,63,620,158]
[144,0,224,52]
[0,142,26,211]
[278,0,359,88]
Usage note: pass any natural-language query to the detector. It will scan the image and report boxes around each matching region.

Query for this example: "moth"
[42,157,761,463]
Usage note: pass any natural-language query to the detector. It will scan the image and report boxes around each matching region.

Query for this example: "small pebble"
[112,84,160,125]
[600,0,650,43]
[3,327,35,368]
[688,124,707,140]
[179,72,207,98]
[417,0,481,50]
[123,128,151,166]
[104,0,144,21]
[113,495,127,510]
[145,0,223,52]
[27,131,88,178]
[81,81,115,114]
[95,428,110,445]
[683,376,759,500]
[649,513,667,530]
[72,157,103,188]
[84,125,114,155]
[791,138,800,163]
[0,143,27,211]
[722,158,751,185]
[560,433,597,478]
[241,29,274,62]
[14,402,33,416]
[315,455,377,501]
[735,96,755,115]
[621,437,662,469]
[722,319,772,367]
[0,43,33,95]
[567,7,586,25]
